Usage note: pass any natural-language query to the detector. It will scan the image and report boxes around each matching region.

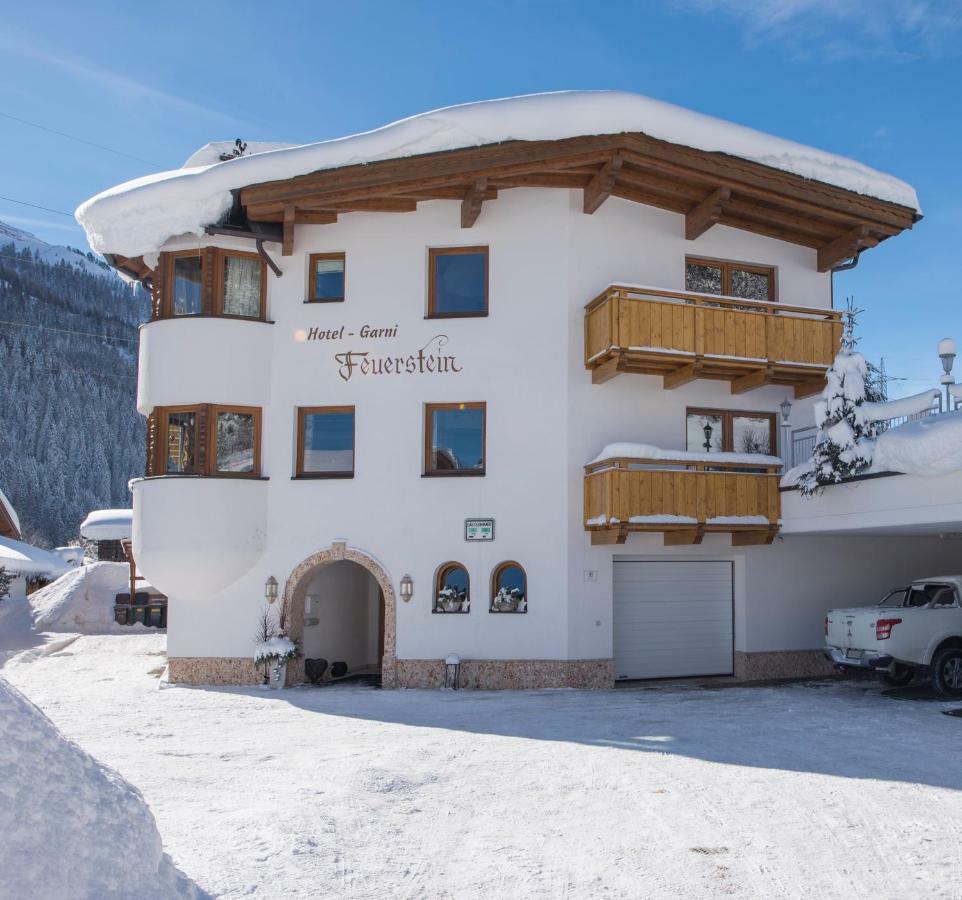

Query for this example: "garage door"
[613,560,733,679]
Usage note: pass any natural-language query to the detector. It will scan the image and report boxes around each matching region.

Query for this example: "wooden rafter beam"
[731,526,778,546]
[730,366,774,395]
[663,361,702,390]
[665,526,705,546]
[583,153,624,214]
[793,378,825,399]
[295,210,338,225]
[816,225,878,272]
[461,178,488,228]
[282,205,295,256]
[590,356,621,384]
[686,187,732,240]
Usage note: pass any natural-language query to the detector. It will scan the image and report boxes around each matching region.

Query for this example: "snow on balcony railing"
[584,443,781,545]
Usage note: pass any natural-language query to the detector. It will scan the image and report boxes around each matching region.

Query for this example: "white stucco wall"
[302,561,380,671]
[139,186,863,666]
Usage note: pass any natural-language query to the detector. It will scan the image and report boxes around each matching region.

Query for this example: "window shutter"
[150,256,166,320]
[203,248,217,316]
[196,405,211,475]
[145,411,159,476]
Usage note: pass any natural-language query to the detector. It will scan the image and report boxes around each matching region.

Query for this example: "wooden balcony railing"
[584,454,781,546]
[585,285,843,397]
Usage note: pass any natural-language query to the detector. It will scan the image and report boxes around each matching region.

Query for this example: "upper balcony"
[585,285,843,398]
[585,448,782,546]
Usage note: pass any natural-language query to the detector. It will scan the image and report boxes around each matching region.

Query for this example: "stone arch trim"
[281,541,397,687]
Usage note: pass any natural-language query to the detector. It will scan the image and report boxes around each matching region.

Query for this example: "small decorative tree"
[799,300,878,495]
[253,605,278,685]
[0,566,13,601]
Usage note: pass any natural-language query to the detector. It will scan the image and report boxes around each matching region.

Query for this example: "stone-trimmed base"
[396,658,615,690]
[733,649,835,681]
[168,657,261,685]
[167,657,615,689]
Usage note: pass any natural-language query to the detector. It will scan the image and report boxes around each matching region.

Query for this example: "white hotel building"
[77,91,960,688]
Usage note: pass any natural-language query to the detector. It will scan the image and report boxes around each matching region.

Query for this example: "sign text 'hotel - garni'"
[294,325,462,382]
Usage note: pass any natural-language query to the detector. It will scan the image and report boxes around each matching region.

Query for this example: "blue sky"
[2,0,960,394]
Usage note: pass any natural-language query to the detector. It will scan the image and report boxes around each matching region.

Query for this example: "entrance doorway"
[301,560,385,684]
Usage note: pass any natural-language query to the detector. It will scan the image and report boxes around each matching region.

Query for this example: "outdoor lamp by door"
[265,575,278,604]
[779,398,792,425]
[400,574,414,602]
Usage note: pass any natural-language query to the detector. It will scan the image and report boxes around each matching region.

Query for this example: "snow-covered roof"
[0,536,71,578]
[589,442,783,468]
[76,90,920,260]
[0,487,21,538]
[79,508,132,542]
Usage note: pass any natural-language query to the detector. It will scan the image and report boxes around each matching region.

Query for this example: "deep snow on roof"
[0,536,72,578]
[76,91,920,260]
[0,487,20,537]
[79,508,133,542]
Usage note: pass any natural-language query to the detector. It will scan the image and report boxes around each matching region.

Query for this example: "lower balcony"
[585,285,842,398]
[584,448,781,546]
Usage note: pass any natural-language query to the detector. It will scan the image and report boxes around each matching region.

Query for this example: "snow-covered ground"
[3,636,962,899]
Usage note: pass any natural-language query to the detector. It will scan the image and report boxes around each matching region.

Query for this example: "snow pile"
[857,389,941,425]
[30,562,138,633]
[0,677,201,899]
[872,409,962,477]
[0,535,71,578]
[79,508,133,541]
[76,90,919,259]
[590,441,782,468]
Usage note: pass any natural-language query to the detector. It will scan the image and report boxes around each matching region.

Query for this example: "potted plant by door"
[254,634,300,689]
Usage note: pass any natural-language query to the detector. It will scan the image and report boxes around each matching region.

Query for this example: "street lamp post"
[939,338,956,412]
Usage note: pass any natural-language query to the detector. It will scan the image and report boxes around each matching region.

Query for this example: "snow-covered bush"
[0,566,12,601]
[491,587,526,613]
[253,635,299,666]
[435,585,468,613]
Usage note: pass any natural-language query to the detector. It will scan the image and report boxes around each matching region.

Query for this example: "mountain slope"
[0,221,148,546]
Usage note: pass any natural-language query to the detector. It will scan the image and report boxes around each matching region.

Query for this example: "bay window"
[153,405,262,477]
[159,249,266,320]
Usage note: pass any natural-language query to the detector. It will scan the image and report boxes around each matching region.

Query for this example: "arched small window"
[490,562,527,613]
[434,562,470,614]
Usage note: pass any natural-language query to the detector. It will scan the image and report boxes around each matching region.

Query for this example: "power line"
[0,318,139,345]
[0,110,162,168]
[0,196,75,218]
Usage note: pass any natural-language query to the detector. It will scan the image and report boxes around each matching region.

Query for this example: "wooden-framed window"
[428,246,488,318]
[490,561,527,613]
[424,402,486,476]
[434,561,470,613]
[307,252,346,303]
[160,249,266,319]
[154,404,262,477]
[686,407,777,456]
[685,256,776,302]
[295,406,355,478]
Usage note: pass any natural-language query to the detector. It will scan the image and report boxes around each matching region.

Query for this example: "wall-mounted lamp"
[779,397,793,425]
[400,574,414,603]
[702,421,714,453]
[265,575,278,604]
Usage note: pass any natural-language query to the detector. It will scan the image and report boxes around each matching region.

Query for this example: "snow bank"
[589,441,782,468]
[0,677,202,899]
[30,562,139,633]
[872,410,962,477]
[76,90,919,259]
[858,389,941,425]
[0,535,71,579]
[79,507,133,541]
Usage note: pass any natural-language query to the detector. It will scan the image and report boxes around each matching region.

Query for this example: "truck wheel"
[931,648,962,698]
[881,664,915,687]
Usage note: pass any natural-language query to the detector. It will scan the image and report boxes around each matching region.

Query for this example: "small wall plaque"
[465,518,495,541]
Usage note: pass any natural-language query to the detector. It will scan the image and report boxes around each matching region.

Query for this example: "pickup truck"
[824,576,962,697]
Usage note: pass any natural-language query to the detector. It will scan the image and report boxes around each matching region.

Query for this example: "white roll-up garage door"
[613,560,734,679]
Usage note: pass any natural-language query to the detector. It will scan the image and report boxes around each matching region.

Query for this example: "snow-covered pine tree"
[798,301,878,496]
[0,566,13,601]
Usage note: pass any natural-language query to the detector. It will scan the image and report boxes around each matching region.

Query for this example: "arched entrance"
[281,541,397,687]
